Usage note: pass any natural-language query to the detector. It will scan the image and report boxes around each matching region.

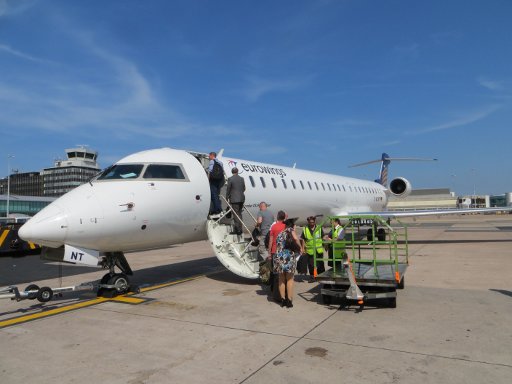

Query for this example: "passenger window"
[300,181,305,190]
[291,180,296,189]
[249,176,255,188]
[282,179,287,189]
[143,164,186,179]
[260,177,266,188]
[271,178,277,188]
[307,181,312,190]
[327,184,331,191]
[98,164,144,180]
[314,182,319,190]
[321,182,325,191]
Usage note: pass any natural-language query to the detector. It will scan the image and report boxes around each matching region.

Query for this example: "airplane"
[18,148,511,293]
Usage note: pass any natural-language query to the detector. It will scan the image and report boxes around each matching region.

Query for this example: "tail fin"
[350,153,437,187]
[377,153,391,186]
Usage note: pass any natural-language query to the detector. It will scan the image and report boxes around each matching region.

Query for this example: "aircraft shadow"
[0,255,223,287]
[490,289,512,298]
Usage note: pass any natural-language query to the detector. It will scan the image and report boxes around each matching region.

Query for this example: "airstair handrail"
[219,196,258,242]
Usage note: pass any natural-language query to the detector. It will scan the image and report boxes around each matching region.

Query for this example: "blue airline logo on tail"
[376,153,391,186]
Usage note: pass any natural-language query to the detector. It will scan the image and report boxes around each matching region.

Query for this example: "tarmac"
[1,214,511,384]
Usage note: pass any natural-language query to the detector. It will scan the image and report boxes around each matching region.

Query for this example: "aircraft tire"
[37,287,53,303]
[109,273,129,294]
[100,273,111,285]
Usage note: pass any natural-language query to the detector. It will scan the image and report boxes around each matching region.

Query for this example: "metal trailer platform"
[312,215,409,308]
[316,263,408,308]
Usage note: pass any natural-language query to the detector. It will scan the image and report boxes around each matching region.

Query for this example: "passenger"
[300,215,326,282]
[226,167,245,235]
[268,210,286,256]
[256,202,274,259]
[267,210,286,301]
[274,218,301,308]
[208,152,224,215]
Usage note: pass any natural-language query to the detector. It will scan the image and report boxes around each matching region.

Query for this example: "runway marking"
[0,274,205,329]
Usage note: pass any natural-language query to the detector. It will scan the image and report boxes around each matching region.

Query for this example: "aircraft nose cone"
[19,203,69,247]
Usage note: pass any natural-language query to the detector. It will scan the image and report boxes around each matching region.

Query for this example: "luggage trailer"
[0,279,139,303]
[313,215,409,308]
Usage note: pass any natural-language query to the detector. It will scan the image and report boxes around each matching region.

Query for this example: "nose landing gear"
[98,252,137,298]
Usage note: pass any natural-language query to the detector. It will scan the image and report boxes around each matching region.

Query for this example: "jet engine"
[389,177,412,198]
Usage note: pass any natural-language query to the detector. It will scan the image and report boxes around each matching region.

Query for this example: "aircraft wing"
[348,206,512,219]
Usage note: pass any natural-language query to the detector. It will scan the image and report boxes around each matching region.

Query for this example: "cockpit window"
[97,164,144,180]
[143,164,186,179]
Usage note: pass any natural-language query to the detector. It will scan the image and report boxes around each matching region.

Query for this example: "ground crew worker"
[325,218,346,272]
[300,216,325,282]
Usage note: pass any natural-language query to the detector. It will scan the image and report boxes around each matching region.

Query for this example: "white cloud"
[477,77,503,91]
[243,75,314,102]
[0,43,53,64]
[0,0,36,17]
[411,104,501,134]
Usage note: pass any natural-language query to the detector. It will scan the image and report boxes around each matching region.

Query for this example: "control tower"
[41,146,100,197]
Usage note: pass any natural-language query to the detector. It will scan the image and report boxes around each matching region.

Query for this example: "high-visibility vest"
[303,226,324,255]
[332,225,346,259]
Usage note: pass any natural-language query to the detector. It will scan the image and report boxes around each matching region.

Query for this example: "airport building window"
[98,164,144,180]
[271,178,277,188]
[143,164,186,180]
[249,176,255,187]
[260,177,266,188]
[282,179,287,189]
[291,180,296,189]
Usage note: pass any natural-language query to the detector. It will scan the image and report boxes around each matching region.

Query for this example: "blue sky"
[1,0,511,196]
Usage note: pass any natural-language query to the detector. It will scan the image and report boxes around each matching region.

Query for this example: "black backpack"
[210,160,224,181]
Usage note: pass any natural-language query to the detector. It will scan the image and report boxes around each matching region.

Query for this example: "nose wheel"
[98,273,131,297]
[97,252,136,297]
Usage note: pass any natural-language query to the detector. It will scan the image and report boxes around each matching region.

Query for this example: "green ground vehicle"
[313,215,408,308]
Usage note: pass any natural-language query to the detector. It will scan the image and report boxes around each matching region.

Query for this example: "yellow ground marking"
[0,274,207,329]
[0,229,9,246]
[0,298,110,328]
[109,296,146,304]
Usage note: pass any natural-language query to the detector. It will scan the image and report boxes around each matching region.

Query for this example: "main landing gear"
[98,252,136,298]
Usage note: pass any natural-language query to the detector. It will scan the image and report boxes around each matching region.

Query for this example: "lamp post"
[6,154,14,217]
[471,168,476,208]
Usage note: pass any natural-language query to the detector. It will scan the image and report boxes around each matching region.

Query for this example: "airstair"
[206,197,262,279]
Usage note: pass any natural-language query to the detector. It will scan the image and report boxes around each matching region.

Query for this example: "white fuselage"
[19,147,388,252]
